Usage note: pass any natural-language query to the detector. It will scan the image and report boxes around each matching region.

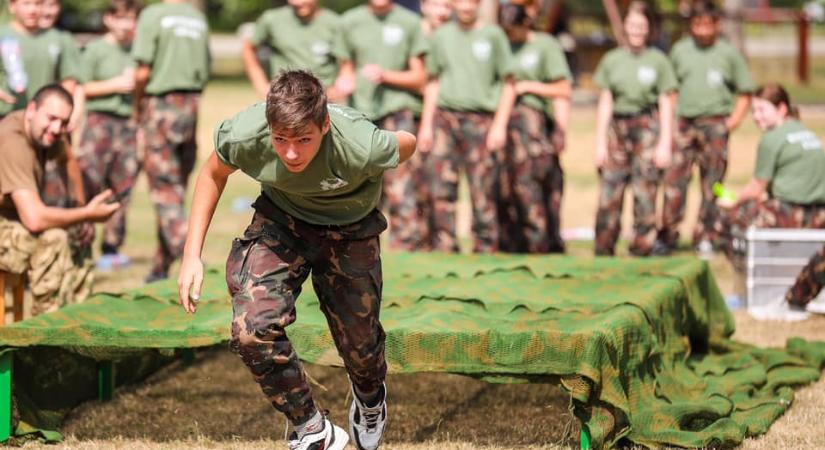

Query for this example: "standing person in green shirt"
[592,1,676,256]
[38,0,84,130]
[712,83,825,266]
[497,2,571,254]
[242,0,351,103]
[177,70,417,450]
[76,0,140,272]
[417,0,517,253]
[339,0,428,251]
[132,0,210,283]
[655,0,754,256]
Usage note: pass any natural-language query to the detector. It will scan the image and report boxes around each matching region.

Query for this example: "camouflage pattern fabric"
[660,116,729,247]
[712,198,825,265]
[225,195,387,425]
[377,109,427,251]
[4,254,825,449]
[786,245,825,307]
[427,109,498,253]
[595,113,660,256]
[497,104,565,254]
[141,92,200,276]
[76,112,140,254]
[0,217,92,315]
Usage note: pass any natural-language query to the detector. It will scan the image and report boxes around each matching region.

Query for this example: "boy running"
[177,70,416,450]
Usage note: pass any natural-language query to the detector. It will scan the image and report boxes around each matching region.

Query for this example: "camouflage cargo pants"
[377,109,428,251]
[142,92,200,276]
[77,112,139,254]
[712,198,825,266]
[660,116,729,247]
[226,195,388,425]
[497,104,565,254]
[0,217,93,315]
[786,245,825,307]
[595,113,661,256]
[427,109,499,253]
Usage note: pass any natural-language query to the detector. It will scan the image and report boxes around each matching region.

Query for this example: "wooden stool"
[0,271,27,326]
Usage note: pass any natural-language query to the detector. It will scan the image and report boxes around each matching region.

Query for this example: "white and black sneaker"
[287,416,348,450]
[349,383,388,450]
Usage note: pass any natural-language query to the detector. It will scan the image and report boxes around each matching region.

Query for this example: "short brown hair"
[690,0,721,20]
[755,82,799,118]
[106,0,142,16]
[265,70,328,132]
[32,84,73,109]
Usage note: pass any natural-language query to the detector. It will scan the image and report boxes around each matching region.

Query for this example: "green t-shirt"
[132,2,210,95]
[340,5,428,120]
[427,22,513,112]
[594,46,677,115]
[510,32,571,113]
[754,119,825,205]
[670,37,754,118]
[214,103,400,225]
[80,38,134,117]
[252,7,346,88]
[0,26,79,116]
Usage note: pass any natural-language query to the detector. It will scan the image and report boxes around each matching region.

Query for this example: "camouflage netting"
[1,254,825,448]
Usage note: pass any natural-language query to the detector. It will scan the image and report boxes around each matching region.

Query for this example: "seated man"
[0,85,119,316]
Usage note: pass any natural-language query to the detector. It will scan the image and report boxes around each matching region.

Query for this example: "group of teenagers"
[1,0,825,449]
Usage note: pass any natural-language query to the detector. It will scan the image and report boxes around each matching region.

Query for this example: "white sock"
[294,411,324,439]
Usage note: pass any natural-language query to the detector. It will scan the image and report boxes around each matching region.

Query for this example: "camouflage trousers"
[142,92,200,276]
[427,109,499,253]
[226,195,388,425]
[497,104,565,254]
[0,217,93,316]
[77,112,139,254]
[659,116,729,247]
[377,109,429,251]
[712,198,825,265]
[786,245,825,307]
[595,113,661,256]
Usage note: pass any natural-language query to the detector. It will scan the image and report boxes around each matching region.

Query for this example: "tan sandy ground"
[17,80,825,449]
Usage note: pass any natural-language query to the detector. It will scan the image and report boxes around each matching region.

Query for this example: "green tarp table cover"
[1,254,824,449]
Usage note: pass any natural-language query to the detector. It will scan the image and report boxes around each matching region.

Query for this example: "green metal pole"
[0,352,12,442]
[580,424,592,450]
[98,361,115,402]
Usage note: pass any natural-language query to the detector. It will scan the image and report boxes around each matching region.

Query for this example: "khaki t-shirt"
[755,119,825,205]
[0,111,62,220]
[132,2,211,95]
[427,22,513,112]
[340,5,428,120]
[214,103,399,225]
[0,26,80,116]
[252,7,346,88]
[594,46,677,115]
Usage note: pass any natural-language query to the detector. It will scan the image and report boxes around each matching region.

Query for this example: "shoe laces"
[360,403,383,430]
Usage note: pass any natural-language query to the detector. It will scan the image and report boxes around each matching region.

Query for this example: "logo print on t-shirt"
[312,41,331,63]
[320,177,349,191]
[637,66,657,86]
[707,68,724,88]
[472,40,492,61]
[382,24,404,46]
[520,52,539,71]
[48,44,60,62]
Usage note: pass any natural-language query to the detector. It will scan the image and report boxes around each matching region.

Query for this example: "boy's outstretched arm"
[395,130,417,164]
[178,151,236,314]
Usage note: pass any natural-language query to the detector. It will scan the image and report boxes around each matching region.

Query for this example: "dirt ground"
[18,81,825,449]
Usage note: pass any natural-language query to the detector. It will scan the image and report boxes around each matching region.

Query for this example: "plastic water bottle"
[1,37,27,94]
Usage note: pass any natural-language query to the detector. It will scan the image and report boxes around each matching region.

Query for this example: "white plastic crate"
[741,227,825,309]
